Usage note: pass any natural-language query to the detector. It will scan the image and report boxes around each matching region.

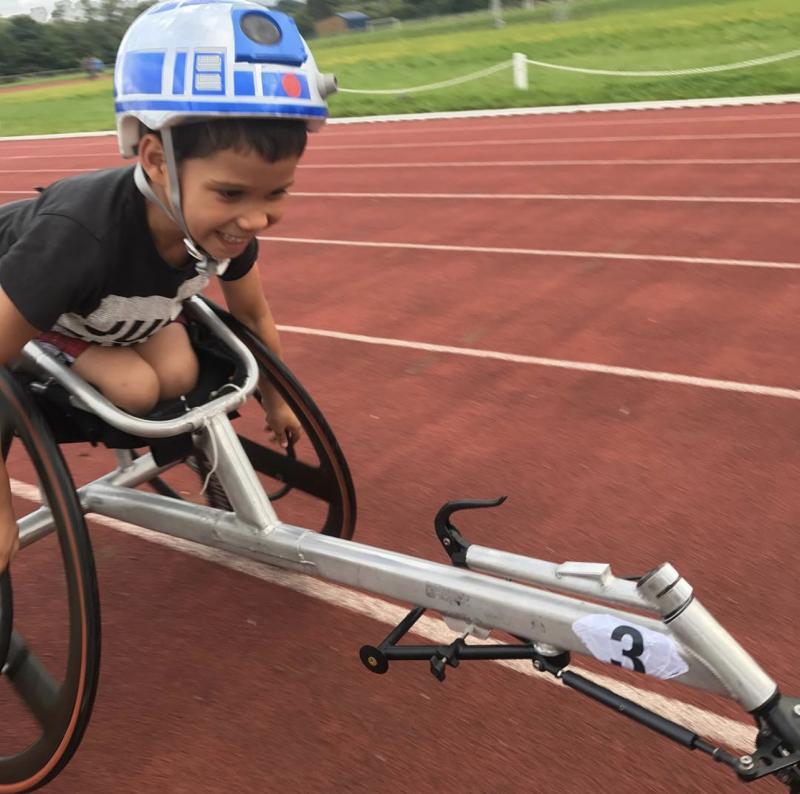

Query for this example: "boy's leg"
[71,345,161,415]
[134,321,199,401]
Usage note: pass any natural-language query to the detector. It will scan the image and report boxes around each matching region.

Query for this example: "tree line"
[0,0,149,80]
[0,0,509,80]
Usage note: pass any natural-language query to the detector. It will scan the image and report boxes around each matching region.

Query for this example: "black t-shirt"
[0,166,257,345]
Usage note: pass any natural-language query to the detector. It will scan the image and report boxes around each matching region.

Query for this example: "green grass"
[317,0,800,116]
[0,69,87,88]
[1,0,799,136]
[0,75,113,137]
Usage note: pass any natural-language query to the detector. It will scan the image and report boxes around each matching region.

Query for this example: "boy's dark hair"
[144,117,308,163]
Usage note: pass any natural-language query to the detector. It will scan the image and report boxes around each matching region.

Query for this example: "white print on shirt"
[53,272,209,346]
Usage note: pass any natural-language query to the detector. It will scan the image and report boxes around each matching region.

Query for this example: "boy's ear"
[138,133,168,186]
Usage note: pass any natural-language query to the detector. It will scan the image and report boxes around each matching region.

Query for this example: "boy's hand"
[263,396,303,449]
[0,518,19,573]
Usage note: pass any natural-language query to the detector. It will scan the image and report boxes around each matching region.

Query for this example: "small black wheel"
[151,300,356,539]
[359,645,388,675]
[0,369,101,792]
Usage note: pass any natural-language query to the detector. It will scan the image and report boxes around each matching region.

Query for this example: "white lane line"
[18,188,787,204]
[300,158,800,169]
[264,235,800,272]
[0,131,115,142]
[0,131,796,162]
[292,191,800,205]
[310,132,798,152]
[7,477,756,750]
[318,112,800,137]
[0,114,798,153]
[10,189,794,204]
[1,112,797,154]
[0,153,114,161]
[274,324,800,401]
[0,159,798,178]
[0,92,798,146]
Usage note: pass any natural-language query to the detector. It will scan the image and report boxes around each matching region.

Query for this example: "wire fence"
[338,47,800,95]
[337,60,512,95]
[3,47,798,93]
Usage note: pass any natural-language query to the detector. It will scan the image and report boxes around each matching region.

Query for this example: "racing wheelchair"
[1,295,799,791]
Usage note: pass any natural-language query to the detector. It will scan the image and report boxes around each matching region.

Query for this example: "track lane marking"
[2,159,799,178]
[273,323,800,401]
[1,113,799,156]
[0,186,794,204]
[0,131,797,162]
[309,132,799,151]
[302,158,800,168]
[316,112,800,136]
[264,235,800,271]
[291,191,800,205]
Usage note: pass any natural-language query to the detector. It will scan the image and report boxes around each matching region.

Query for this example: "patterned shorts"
[35,317,188,367]
[35,331,92,366]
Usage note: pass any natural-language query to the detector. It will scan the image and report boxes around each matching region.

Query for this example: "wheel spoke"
[0,571,12,673]
[0,427,12,460]
[238,437,333,500]
[4,631,60,731]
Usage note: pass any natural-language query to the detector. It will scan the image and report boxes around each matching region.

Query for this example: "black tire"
[0,370,101,792]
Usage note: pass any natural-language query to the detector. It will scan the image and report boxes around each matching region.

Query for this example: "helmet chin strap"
[133,127,230,277]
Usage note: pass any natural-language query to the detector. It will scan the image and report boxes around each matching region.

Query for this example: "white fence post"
[489,0,505,28]
[512,52,528,90]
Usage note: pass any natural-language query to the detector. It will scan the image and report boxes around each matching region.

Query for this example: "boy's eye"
[216,189,242,200]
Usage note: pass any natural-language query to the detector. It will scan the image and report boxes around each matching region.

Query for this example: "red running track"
[1,102,800,793]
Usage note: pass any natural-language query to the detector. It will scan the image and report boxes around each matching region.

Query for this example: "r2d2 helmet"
[114,0,337,158]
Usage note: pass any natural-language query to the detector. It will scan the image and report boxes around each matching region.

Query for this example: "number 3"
[610,625,646,673]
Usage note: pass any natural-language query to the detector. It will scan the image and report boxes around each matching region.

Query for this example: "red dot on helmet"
[281,73,302,98]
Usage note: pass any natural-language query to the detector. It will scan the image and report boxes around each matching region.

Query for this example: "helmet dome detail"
[114,0,336,157]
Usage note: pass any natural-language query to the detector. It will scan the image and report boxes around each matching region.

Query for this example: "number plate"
[572,614,689,679]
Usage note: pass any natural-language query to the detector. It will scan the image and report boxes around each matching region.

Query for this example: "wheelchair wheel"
[150,299,356,539]
[0,370,101,792]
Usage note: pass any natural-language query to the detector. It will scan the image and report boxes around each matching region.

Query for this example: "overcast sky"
[0,0,288,16]
[0,0,52,16]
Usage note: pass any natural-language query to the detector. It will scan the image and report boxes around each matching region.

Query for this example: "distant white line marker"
[0,131,796,161]
[274,324,800,401]
[312,131,799,152]
[300,158,800,169]
[293,191,800,205]
[263,235,800,271]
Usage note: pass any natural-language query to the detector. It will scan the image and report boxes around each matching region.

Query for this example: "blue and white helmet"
[114,0,337,158]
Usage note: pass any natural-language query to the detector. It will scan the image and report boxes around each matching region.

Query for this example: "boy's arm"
[220,267,284,358]
[0,288,41,570]
[219,268,301,447]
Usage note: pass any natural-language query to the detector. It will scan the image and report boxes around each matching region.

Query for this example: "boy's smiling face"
[140,134,299,264]
[179,146,299,260]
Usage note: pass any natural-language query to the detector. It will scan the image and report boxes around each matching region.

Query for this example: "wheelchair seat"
[15,321,248,465]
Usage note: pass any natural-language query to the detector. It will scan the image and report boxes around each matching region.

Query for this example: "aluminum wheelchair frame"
[2,295,799,791]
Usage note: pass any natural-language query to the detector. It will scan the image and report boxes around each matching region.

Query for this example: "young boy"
[0,0,337,571]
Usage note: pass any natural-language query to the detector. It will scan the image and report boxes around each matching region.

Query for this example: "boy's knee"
[108,368,160,415]
[158,349,199,400]
[74,348,161,415]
